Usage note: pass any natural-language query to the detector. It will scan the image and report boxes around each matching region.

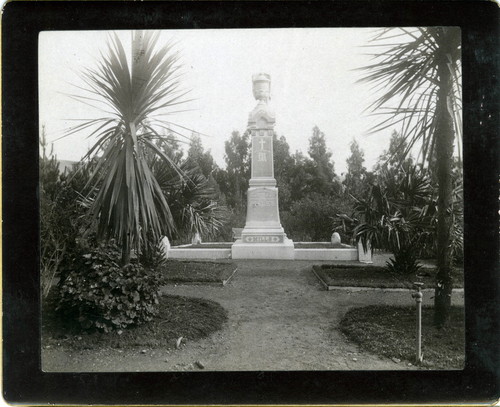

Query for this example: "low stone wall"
[164,241,372,262]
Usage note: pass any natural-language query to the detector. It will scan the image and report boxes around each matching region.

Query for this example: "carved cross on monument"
[231,73,294,259]
[259,138,266,150]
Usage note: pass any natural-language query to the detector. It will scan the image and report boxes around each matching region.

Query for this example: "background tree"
[273,134,294,211]
[307,125,338,196]
[287,150,313,202]
[374,130,414,173]
[344,138,367,198]
[160,131,184,162]
[219,130,250,208]
[359,27,462,327]
[187,132,217,179]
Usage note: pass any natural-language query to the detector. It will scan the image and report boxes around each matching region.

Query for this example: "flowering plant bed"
[313,264,464,289]
[160,260,237,285]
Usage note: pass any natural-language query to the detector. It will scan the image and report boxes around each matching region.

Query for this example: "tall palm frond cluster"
[68,31,190,265]
[359,27,462,327]
[359,27,462,165]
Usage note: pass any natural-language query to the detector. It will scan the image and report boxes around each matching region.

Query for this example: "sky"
[40,28,411,174]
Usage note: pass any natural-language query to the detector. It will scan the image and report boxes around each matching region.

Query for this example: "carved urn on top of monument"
[231,73,294,259]
[252,73,271,102]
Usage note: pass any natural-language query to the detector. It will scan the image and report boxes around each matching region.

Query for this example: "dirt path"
[42,260,464,372]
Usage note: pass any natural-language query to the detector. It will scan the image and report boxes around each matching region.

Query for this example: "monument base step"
[231,238,295,260]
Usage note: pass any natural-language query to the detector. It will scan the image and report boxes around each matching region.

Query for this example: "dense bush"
[283,193,352,242]
[40,158,95,295]
[57,242,161,333]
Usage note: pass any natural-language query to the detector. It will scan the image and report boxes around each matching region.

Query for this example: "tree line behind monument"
[185,127,463,263]
[41,123,463,285]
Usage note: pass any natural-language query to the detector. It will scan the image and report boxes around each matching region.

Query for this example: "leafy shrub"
[57,242,160,333]
[385,245,422,275]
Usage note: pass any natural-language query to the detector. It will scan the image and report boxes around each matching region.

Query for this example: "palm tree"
[67,31,190,266]
[359,27,462,327]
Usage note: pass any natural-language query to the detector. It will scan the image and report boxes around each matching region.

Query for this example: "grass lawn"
[160,260,237,285]
[42,292,228,351]
[339,305,465,369]
[313,264,464,289]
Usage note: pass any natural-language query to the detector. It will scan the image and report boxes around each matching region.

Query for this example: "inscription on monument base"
[246,188,279,224]
[243,235,284,243]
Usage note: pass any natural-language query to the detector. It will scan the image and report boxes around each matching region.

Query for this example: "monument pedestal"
[232,186,295,259]
[231,73,294,260]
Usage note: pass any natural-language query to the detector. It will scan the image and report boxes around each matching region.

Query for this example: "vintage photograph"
[39,27,464,372]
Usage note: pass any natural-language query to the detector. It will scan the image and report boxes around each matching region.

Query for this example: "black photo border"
[3,1,499,404]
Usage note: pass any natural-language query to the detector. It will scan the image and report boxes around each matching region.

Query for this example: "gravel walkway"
[42,259,464,372]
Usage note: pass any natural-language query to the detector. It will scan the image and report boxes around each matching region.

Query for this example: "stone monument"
[232,73,294,259]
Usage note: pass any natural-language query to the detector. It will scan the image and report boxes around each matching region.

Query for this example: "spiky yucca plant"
[68,31,189,265]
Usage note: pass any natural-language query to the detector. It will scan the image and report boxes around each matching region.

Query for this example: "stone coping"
[171,242,356,249]
[167,241,371,262]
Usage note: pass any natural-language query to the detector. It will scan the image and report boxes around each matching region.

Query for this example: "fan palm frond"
[358,27,462,166]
